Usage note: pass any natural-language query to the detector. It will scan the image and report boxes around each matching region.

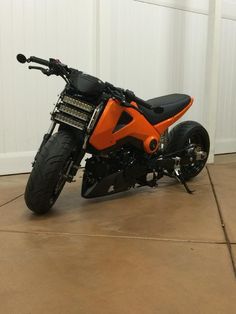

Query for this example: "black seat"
[140,93,191,125]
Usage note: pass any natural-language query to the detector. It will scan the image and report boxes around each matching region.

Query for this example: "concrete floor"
[0,154,236,314]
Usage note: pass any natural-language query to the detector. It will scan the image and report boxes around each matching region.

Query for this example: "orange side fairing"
[89,99,161,153]
[89,97,193,153]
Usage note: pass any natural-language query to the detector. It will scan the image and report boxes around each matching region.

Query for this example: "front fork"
[33,102,103,183]
[32,120,85,183]
[66,104,103,181]
[32,121,57,166]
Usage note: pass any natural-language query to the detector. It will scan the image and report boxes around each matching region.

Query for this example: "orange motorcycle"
[17,54,210,214]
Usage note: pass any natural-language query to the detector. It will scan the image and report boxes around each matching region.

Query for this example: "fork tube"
[33,121,57,166]
[47,121,56,135]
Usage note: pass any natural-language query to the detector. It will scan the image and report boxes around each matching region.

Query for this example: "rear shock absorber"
[159,129,169,151]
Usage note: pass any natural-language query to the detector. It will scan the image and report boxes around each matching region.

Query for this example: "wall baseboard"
[1,139,235,176]
[0,151,87,176]
[1,143,235,175]
[0,151,36,175]
[215,139,236,154]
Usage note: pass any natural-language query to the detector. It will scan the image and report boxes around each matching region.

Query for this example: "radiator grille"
[53,112,85,131]
[53,95,96,131]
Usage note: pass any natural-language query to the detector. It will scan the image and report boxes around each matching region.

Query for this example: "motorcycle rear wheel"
[25,130,76,214]
[166,121,210,180]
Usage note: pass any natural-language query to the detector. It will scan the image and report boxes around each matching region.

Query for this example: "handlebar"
[16,53,70,81]
[16,54,162,113]
[126,92,163,113]
[104,82,152,110]
[128,93,152,110]
[16,54,49,66]
[28,65,49,75]
[28,56,50,67]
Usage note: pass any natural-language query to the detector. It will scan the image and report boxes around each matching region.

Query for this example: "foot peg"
[174,169,194,194]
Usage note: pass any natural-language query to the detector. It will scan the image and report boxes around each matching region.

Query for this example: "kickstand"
[174,169,194,194]
[147,171,158,188]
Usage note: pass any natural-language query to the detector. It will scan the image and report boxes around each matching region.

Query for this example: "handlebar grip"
[131,95,152,110]
[124,89,152,110]
[29,56,50,67]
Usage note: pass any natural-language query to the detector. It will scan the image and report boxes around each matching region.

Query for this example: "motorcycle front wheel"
[25,130,76,214]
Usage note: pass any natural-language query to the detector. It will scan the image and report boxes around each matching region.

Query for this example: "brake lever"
[28,65,50,75]
[28,65,44,71]
[27,60,69,82]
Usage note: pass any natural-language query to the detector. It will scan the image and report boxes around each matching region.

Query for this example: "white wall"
[0,0,96,174]
[216,17,236,153]
[99,0,208,126]
[99,0,236,154]
[0,0,236,175]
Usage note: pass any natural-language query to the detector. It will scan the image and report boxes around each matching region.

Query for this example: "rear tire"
[25,130,76,214]
[166,121,210,180]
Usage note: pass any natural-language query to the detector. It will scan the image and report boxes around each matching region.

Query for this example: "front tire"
[25,130,76,214]
[166,121,210,180]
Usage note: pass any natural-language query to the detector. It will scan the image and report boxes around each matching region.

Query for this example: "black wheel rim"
[182,133,209,177]
[49,159,72,205]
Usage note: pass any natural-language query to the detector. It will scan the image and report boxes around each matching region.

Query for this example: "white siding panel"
[215,18,236,153]
[0,0,95,173]
[135,0,236,21]
[100,0,208,127]
[100,0,235,153]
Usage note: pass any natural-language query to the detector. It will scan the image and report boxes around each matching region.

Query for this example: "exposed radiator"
[52,95,96,131]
